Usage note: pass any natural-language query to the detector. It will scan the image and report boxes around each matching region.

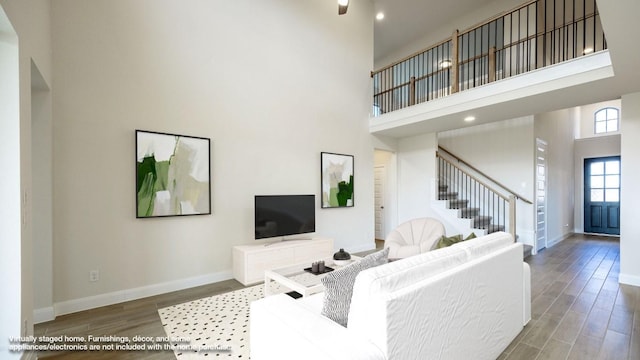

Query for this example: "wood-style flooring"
[35,234,638,359]
[500,234,639,360]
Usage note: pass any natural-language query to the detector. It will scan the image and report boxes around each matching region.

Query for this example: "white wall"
[534,108,577,246]
[50,0,374,313]
[577,99,622,139]
[396,133,438,222]
[573,134,621,233]
[437,117,535,245]
[620,92,640,286]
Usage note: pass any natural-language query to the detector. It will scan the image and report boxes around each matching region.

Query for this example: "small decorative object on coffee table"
[305,261,333,275]
[333,248,351,266]
[264,255,362,297]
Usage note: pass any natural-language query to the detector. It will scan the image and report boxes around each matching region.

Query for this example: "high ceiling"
[367,0,640,137]
[372,0,500,63]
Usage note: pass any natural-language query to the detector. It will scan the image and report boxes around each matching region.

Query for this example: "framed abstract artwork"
[136,130,211,218]
[321,152,354,208]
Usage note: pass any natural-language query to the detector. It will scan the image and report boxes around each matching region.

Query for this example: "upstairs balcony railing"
[372,0,607,116]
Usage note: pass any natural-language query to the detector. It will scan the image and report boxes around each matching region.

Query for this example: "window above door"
[594,107,620,134]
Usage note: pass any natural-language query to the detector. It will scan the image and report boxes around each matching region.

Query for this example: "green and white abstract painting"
[321,152,354,208]
[136,130,211,218]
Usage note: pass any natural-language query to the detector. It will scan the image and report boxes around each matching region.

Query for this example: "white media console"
[232,237,333,286]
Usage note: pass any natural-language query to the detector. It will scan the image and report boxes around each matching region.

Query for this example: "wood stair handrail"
[437,146,533,205]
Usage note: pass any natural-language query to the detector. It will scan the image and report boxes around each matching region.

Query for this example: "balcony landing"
[370,51,614,138]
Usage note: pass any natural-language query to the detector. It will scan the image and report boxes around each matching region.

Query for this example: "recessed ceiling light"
[583,47,594,54]
[376,12,385,20]
[439,59,452,69]
[464,116,476,122]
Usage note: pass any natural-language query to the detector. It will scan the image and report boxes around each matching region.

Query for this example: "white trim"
[53,270,233,317]
[619,273,640,287]
[546,232,574,248]
[33,307,55,324]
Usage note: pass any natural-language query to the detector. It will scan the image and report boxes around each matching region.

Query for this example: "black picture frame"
[136,129,211,218]
[321,152,354,208]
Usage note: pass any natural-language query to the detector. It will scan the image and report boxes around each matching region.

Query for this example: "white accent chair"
[384,217,445,259]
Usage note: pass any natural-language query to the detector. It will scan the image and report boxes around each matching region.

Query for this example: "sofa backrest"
[347,232,519,358]
[349,245,467,306]
[450,231,515,260]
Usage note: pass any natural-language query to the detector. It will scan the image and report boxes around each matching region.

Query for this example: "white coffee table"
[264,256,361,297]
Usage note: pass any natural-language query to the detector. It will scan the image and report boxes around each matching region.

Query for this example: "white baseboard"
[619,273,640,287]
[53,270,233,317]
[547,232,574,248]
[33,306,55,324]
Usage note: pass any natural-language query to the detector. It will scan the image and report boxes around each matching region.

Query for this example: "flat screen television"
[255,195,315,240]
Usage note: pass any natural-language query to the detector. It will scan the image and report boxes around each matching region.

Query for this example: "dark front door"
[584,156,620,235]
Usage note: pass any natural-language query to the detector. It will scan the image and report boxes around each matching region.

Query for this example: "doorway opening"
[374,149,397,248]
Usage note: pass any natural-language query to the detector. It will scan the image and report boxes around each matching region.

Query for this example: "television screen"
[255,195,315,239]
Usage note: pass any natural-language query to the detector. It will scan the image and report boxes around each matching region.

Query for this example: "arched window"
[594,107,619,134]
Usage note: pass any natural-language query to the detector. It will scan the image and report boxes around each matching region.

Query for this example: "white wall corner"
[53,270,233,317]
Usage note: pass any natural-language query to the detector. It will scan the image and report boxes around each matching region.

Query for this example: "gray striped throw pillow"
[321,248,389,327]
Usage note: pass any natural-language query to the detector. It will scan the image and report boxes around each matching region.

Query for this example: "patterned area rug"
[158,272,321,359]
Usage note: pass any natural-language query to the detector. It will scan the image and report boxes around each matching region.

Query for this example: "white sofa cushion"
[348,245,468,337]
[351,245,468,298]
[381,244,525,359]
[250,294,385,360]
[348,232,518,357]
[451,231,514,260]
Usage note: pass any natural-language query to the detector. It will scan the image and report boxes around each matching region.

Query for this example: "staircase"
[436,146,535,258]
[439,184,533,258]
[438,184,505,234]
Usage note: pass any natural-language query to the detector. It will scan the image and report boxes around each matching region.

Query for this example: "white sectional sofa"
[250,231,531,360]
